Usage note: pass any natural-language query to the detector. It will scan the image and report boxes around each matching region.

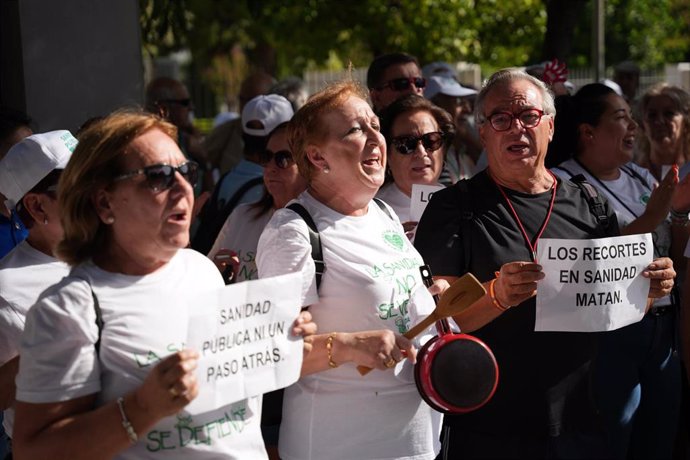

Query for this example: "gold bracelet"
[326,332,339,368]
[489,278,510,312]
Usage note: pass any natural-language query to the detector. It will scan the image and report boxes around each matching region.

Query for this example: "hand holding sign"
[134,349,200,418]
[643,257,676,300]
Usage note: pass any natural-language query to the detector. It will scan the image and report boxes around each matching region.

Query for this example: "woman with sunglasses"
[209,122,307,285]
[377,94,454,240]
[0,131,76,458]
[635,83,690,181]
[256,80,444,460]
[11,111,315,460]
[552,83,690,459]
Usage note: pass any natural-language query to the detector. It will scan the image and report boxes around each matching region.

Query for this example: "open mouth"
[507,142,530,154]
[362,156,381,167]
[622,136,635,149]
[168,211,188,222]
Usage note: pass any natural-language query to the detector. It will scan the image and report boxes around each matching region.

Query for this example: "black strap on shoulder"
[286,203,325,291]
[373,197,394,220]
[570,173,609,228]
[91,288,103,354]
[620,164,653,192]
[192,176,264,254]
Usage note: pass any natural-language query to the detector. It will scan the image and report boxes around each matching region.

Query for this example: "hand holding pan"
[357,271,486,376]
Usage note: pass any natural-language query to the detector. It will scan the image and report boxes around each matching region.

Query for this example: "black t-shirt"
[415,170,619,437]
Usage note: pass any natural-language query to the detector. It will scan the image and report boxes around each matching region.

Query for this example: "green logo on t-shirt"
[640,193,650,205]
[382,230,405,251]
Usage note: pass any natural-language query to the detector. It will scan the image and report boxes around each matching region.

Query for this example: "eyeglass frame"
[480,108,548,132]
[258,149,295,169]
[112,161,199,192]
[158,98,193,108]
[390,131,447,155]
[376,77,427,92]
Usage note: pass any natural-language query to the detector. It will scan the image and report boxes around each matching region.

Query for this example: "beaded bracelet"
[489,278,510,312]
[326,332,339,368]
[116,397,138,444]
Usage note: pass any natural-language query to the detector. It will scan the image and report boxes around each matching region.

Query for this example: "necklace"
[490,171,558,262]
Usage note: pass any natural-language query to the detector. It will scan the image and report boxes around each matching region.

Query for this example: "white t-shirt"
[553,160,672,306]
[0,240,70,435]
[208,202,274,282]
[257,191,438,460]
[16,249,267,459]
[376,182,411,223]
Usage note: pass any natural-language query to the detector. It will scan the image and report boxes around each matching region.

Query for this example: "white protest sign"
[535,233,652,332]
[185,272,303,413]
[410,183,444,222]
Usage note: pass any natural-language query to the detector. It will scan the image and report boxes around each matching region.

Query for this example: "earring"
[43,217,48,225]
[323,166,331,174]
[105,216,115,224]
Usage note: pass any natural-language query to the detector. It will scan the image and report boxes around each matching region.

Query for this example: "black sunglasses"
[378,77,426,92]
[160,98,192,108]
[113,161,199,192]
[391,132,445,155]
[258,149,294,169]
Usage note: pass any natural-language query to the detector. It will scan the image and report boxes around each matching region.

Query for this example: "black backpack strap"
[570,173,609,229]
[192,176,264,254]
[373,197,394,220]
[286,203,325,292]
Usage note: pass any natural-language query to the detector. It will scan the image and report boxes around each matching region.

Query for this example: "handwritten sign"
[186,272,303,412]
[410,184,444,222]
[535,234,652,332]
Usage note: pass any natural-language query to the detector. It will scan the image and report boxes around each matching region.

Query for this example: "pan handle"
[419,265,451,335]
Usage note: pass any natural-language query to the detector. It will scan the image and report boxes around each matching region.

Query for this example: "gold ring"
[384,358,396,368]
[169,387,180,397]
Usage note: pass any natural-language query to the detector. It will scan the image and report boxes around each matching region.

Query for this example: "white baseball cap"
[424,76,477,100]
[0,130,77,209]
[241,94,294,137]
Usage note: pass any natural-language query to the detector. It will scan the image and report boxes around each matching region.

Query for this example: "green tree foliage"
[140,0,689,82]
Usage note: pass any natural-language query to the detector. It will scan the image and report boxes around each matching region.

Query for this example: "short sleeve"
[256,208,319,307]
[16,278,101,403]
[0,297,24,365]
[414,185,465,277]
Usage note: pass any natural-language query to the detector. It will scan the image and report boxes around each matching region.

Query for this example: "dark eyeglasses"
[391,131,445,155]
[258,149,294,169]
[113,161,199,192]
[160,98,192,108]
[484,109,546,132]
[377,77,426,92]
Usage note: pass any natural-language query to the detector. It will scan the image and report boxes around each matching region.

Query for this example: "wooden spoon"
[357,272,486,376]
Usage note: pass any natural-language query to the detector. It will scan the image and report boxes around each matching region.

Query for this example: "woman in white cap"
[0,130,76,454]
[11,111,315,459]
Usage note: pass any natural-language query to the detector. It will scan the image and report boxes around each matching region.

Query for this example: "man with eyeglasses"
[415,69,676,459]
[367,52,425,113]
[145,77,211,194]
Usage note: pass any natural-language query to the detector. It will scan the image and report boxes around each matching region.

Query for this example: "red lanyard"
[491,171,557,262]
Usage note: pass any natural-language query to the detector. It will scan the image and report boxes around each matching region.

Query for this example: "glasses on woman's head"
[258,149,294,169]
[484,109,545,132]
[377,77,426,92]
[113,161,199,192]
[391,131,445,155]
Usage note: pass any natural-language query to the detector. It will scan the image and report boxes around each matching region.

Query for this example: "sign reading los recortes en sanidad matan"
[535,233,652,332]
[186,272,303,413]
